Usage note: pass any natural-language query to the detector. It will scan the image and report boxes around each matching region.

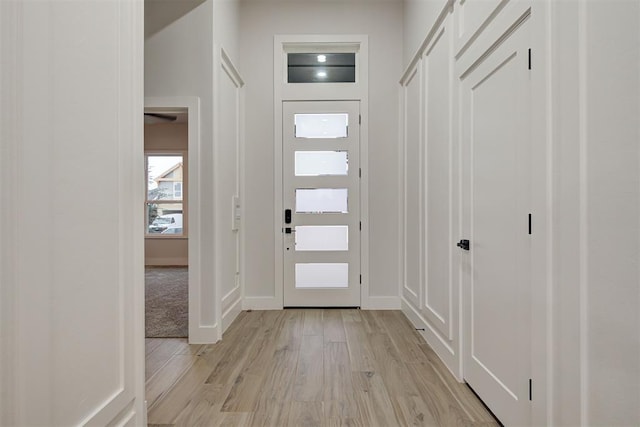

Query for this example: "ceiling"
[145,0,207,39]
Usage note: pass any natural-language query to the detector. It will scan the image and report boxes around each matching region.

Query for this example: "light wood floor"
[146,309,498,426]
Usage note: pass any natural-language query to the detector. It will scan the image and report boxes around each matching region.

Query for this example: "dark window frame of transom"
[287,53,356,83]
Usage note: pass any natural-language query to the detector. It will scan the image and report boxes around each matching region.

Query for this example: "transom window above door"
[287,53,356,83]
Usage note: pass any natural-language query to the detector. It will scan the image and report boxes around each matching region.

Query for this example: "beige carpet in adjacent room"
[145,266,188,338]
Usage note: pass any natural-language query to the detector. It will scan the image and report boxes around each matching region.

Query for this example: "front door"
[282,101,360,307]
[460,19,532,426]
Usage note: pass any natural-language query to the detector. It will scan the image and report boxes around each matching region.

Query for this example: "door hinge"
[529,379,533,401]
[359,168,361,178]
[359,221,362,231]
[528,48,532,70]
[528,213,532,235]
[359,274,362,284]
[359,114,361,125]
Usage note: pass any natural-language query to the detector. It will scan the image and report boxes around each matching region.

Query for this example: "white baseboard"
[144,257,188,266]
[242,296,282,310]
[222,286,241,312]
[222,296,242,333]
[364,296,401,310]
[241,296,401,310]
[188,324,219,345]
[401,297,461,380]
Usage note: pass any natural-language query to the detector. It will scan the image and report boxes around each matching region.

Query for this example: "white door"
[460,21,532,426]
[282,101,360,307]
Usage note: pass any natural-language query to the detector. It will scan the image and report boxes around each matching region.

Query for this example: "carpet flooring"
[145,267,188,338]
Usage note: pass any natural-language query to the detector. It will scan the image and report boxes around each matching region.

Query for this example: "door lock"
[457,239,470,251]
[284,227,296,234]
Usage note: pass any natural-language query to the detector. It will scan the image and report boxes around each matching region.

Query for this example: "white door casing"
[283,101,361,307]
[460,16,532,426]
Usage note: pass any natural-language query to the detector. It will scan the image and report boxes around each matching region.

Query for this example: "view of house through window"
[146,154,185,236]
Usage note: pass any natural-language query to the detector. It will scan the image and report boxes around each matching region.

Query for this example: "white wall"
[400,0,640,424]
[399,0,460,375]
[240,0,403,305]
[145,122,189,266]
[213,0,243,332]
[145,0,242,341]
[403,0,449,68]
[551,1,640,425]
[0,1,145,425]
[214,50,244,331]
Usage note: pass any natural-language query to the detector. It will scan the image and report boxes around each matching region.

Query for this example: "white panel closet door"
[460,19,532,426]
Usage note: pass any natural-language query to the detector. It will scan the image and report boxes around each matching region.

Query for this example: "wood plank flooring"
[146,310,498,427]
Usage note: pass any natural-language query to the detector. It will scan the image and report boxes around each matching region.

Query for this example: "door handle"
[457,239,470,251]
[284,209,292,224]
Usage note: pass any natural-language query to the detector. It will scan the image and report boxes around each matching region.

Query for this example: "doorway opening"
[143,96,201,344]
[144,111,188,338]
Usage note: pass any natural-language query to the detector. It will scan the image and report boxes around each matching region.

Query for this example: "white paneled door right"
[460,19,532,426]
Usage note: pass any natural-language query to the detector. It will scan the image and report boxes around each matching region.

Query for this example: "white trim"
[531,1,552,425]
[274,39,284,307]
[213,46,244,340]
[222,302,242,333]
[274,34,369,308]
[144,96,202,344]
[187,324,220,345]
[400,60,423,309]
[401,0,454,84]
[454,0,510,60]
[222,286,242,332]
[221,48,244,88]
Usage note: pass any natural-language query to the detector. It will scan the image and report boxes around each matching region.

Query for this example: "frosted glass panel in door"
[295,151,348,176]
[295,114,348,138]
[296,188,348,213]
[295,263,349,288]
[295,226,349,251]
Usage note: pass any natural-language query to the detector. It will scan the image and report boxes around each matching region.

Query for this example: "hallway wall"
[240,0,403,306]
[400,0,640,424]
[1,1,145,425]
[550,1,640,424]
[145,0,243,341]
[403,0,448,68]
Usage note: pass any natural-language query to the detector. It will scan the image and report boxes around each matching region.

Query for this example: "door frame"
[273,35,370,309]
[144,96,203,342]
